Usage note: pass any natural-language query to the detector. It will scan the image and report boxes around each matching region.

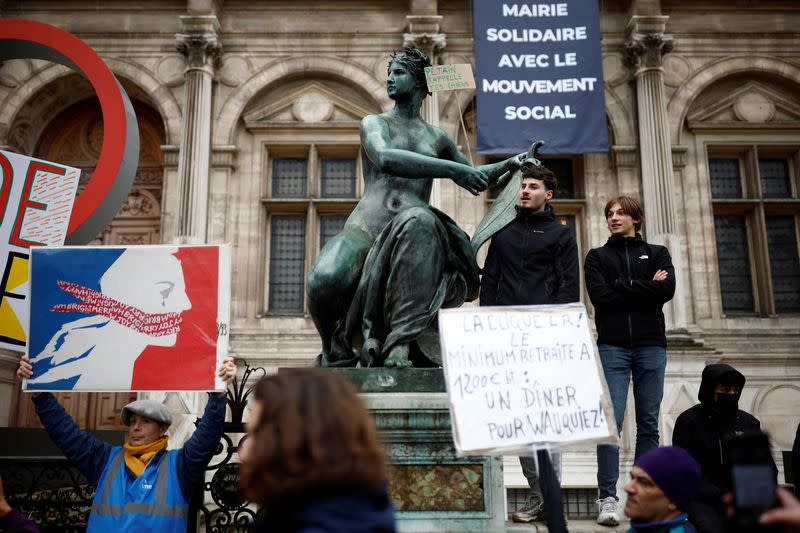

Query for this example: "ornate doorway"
[11,97,166,430]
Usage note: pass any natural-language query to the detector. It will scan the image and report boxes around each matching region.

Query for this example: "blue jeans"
[596,344,666,500]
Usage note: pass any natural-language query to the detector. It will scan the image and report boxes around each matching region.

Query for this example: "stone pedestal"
[339,369,506,533]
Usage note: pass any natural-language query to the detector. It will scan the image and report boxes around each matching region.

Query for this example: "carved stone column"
[403,21,446,127]
[404,13,446,207]
[626,16,689,337]
[173,16,222,244]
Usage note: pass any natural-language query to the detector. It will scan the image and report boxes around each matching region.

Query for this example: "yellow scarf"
[123,436,168,477]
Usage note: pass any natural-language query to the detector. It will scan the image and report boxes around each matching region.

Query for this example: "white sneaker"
[596,496,620,526]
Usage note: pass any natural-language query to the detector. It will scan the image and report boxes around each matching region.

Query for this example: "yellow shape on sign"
[0,253,28,344]
[5,253,28,291]
[0,297,26,343]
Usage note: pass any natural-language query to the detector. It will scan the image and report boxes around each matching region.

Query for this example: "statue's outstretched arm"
[478,140,544,187]
[360,115,489,195]
[477,155,525,185]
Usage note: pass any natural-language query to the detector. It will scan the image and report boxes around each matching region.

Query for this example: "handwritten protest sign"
[424,64,476,92]
[0,149,81,351]
[439,303,616,455]
[24,244,231,392]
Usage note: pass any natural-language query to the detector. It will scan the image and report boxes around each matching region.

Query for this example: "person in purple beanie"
[622,446,702,533]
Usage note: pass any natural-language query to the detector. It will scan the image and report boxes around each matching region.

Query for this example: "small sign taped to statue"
[424,64,476,92]
[439,303,617,455]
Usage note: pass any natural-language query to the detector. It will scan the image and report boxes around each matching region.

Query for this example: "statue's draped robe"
[323,206,480,367]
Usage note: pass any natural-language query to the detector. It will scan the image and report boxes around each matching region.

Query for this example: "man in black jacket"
[672,363,776,533]
[584,195,675,526]
[480,163,578,530]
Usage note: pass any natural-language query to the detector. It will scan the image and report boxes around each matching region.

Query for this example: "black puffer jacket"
[479,204,579,306]
[672,364,773,495]
[584,234,675,347]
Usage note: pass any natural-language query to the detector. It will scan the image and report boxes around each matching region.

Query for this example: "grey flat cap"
[120,400,173,426]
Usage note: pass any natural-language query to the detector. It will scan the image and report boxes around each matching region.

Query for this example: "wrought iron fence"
[188,422,256,532]
[0,458,94,532]
[188,360,264,532]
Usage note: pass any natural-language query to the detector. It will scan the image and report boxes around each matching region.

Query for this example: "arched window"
[687,75,800,316]
[242,78,381,315]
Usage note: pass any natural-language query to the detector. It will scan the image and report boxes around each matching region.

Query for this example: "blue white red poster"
[473,1,609,154]
[23,245,231,392]
[0,149,81,352]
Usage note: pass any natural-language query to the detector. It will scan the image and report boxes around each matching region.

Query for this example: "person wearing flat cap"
[623,446,702,533]
[16,354,236,533]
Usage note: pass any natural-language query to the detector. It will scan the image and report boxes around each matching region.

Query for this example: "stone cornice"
[672,145,688,169]
[625,32,674,72]
[403,32,446,56]
[176,16,222,70]
[612,145,638,169]
[161,144,180,168]
[211,145,237,169]
[624,16,674,74]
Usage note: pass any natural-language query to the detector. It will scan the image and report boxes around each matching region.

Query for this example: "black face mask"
[713,393,739,420]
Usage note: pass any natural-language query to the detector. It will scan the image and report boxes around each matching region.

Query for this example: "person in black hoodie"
[584,195,675,527]
[480,163,578,532]
[672,363,776,533]
[238,368,395,533]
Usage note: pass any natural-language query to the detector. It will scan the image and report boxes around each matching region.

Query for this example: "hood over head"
[699,364,745,404]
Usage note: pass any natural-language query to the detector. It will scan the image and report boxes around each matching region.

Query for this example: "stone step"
[506,519,629,532]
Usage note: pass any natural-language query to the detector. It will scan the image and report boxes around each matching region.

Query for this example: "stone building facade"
[0,0,798,500]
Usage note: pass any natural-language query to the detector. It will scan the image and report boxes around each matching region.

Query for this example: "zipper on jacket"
[520,216,529,295]
[625,239,633,345]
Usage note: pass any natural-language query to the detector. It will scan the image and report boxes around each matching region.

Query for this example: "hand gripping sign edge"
[0,19,139,244]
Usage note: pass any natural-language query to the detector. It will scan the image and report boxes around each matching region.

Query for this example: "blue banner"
[473,1,609,154]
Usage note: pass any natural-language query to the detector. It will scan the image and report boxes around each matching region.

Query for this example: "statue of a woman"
[307,48,525,368]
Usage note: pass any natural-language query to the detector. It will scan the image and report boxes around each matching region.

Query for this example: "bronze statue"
[307,48,528,368]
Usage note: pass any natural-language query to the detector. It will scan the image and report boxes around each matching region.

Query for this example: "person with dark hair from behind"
[585,195,676,526]
[0,475,40,533]
[238,368,395,532]
[672,363,777,533]
[622,446,702,532]
[479,162,578,531]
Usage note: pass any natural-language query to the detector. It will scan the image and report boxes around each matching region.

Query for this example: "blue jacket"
[33,392,227,532]
[250,486,396,532]
[625,513,698,533]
